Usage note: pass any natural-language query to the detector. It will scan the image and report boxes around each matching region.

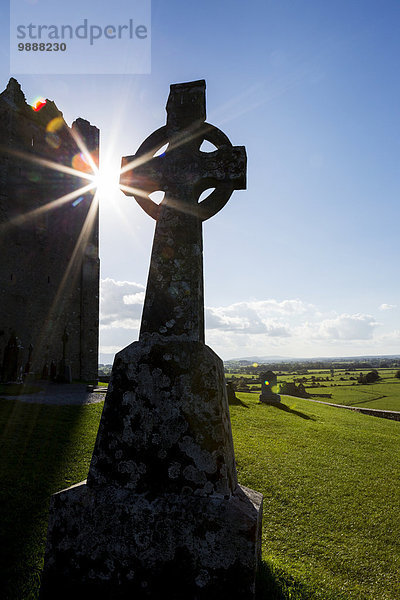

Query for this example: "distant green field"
[226,370,400,412]
[306,378,400,411]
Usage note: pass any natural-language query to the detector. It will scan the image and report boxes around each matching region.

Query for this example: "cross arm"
[200,145,246,191]
[120,154,166,195]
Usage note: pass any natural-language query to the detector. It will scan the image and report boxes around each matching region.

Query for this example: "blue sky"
[1,0,399,361]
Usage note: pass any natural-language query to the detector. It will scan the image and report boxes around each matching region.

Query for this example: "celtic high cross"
[120,80,246,342]
[40,81,262,600]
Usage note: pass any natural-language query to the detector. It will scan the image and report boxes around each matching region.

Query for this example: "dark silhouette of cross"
[120,80,247,342]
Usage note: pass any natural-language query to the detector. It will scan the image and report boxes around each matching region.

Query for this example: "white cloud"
[99,282,393,361]
[205,300,299,336]
[100,278,145,327]
[100,318,140,331]
[246,299,314,315]
[379,303,396,311]
[205,307,384,359]
[123,292,146,305]
[205,306,267,334]
[297,313,378,341]
[100,345,122,355]
[99,278,146,356]
[376,329,400,343]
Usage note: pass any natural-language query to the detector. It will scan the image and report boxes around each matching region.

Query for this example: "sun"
[93,160,121,201]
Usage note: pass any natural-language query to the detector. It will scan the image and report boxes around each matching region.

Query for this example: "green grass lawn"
[232,393,400,600]
[1,394,399,599]
[306,379,400,411]
[0,399,104,600]
[0,383,44,396]
[227,369,400,411]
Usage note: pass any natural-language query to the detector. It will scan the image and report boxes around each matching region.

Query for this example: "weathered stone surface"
[120,80,246,225]
[259,370,281,404]
[41,80,262,599]
[87,339,237,498]
[120,80,246,341]
[41,482,262,599]
[1,332,22,382]
[138,204,205,342]
[0,79,99,382]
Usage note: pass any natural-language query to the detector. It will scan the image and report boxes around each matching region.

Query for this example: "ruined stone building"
[0,78,99,382]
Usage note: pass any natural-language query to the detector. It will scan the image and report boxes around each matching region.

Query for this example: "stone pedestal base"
[41,337,263,598]
[40,482,263,600]
[87,339,238,497]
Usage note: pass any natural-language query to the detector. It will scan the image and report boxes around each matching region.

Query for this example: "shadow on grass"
[256,560,310,600]
[0,382,44,396]
[0,399,100,600]
[276,403,316,421]
[258,401,315,421]
[260,402,316,421]
[229,397,249,408]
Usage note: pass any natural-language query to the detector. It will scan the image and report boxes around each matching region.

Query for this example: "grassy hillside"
[232,393,400,599]
[0,394,399,599]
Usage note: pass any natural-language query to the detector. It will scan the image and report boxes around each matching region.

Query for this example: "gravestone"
[279,380,310,398]
[41,362,49,379]
[49,360,56,381]
[1,333,22,382]
[227,381,246,406]
[259,370,281,404]
[227,381,238,404]
[40,80,263,600]
[57,328,72,383]
[24,343,33,376]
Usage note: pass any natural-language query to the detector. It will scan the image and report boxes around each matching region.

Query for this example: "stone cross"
[259,370,281,404]
[120,79,246,342]
[40,81,262,600]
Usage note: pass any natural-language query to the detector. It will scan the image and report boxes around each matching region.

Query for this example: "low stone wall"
[305,398,400,422]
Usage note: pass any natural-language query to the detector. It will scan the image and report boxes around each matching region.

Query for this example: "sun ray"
[68,126,100,176]
[119,151,157,177]
[0,146,96,183]
[0,183,96,232]
[119,184,151,199]
[33,193,99,368]
[119,123,215,181]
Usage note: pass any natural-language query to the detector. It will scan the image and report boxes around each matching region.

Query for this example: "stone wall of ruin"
[0,78,99,382]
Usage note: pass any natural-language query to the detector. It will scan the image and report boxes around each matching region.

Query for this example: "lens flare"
[264,380,269,386]
[46,117,64,133]
[46,133,61,149]
[72,196,85,207]
[32,97,46,112]
[72,152,94,173]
